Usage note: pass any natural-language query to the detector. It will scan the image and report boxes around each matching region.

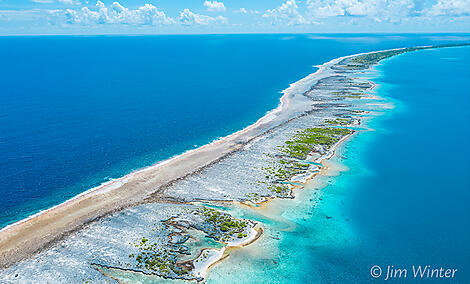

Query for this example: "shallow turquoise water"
[1,34,469,228]
[204,46,470,283]
[1,36,469,283]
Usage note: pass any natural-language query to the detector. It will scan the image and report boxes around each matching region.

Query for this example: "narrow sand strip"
[192,225,262,279]
[0,47,414,269]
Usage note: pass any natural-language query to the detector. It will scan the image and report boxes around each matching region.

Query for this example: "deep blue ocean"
[0,34,469,233]
[205,45,470,283]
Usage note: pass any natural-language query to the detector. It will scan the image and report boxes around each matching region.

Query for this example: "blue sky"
[0,0,469,35]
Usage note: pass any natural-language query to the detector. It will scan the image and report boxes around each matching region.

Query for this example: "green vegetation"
[199,207,248,241]
[333,91,363,99]
[257,127,353,200]
[325,118,353,126]
[278,128,352,160]
[348,44,470,68]
[263,163,296,181]
[338,43,470,71]
[237,233,247,238]
[128,206,252,278]
[245,192,266,203]
[350,49,412,67]
[261,157,310,197]
[268,183,290,196]
[130,238,189,276]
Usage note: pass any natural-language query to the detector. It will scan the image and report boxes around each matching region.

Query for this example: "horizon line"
[1,31,470,37]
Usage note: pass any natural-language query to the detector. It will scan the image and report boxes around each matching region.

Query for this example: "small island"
[1,43,469,283]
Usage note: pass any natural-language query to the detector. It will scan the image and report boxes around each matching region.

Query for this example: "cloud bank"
[425,0,470,16]
[1,0,468,34]
[263,0,309,25]
[203,1,226,12]
[65,1,174,25]
[179,8,227,26]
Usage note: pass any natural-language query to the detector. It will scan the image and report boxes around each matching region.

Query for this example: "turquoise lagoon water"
[1,35,470,283]
[3,34,469,228]
[204,46,470,283]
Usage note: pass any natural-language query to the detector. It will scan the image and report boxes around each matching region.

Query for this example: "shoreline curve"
[0,45,452,269]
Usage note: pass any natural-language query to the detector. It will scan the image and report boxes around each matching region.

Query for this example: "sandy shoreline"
[0,46,417,269]
[191,225,263,280]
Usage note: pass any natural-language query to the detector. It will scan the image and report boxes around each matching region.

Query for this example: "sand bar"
[0,47,431,269]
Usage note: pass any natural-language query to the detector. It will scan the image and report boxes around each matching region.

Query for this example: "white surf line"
[0,46,421,235]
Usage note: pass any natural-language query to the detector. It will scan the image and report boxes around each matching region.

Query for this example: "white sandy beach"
[0,47,410,269]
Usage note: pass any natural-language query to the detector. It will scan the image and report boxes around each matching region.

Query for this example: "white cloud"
[32,0,81,4]
[425,0,470,16]
[203,1,226,12]
[0,9,42,21]
[236,7,260,14]
[306,0,415,22]
[263,0,309,25]
[32,0,55,3]
[6,0,470,32]
[238,8,247,14]
[58,0,81,5]
[261,0,469,26]
[179,8,227,25]
[65,1,174,25]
